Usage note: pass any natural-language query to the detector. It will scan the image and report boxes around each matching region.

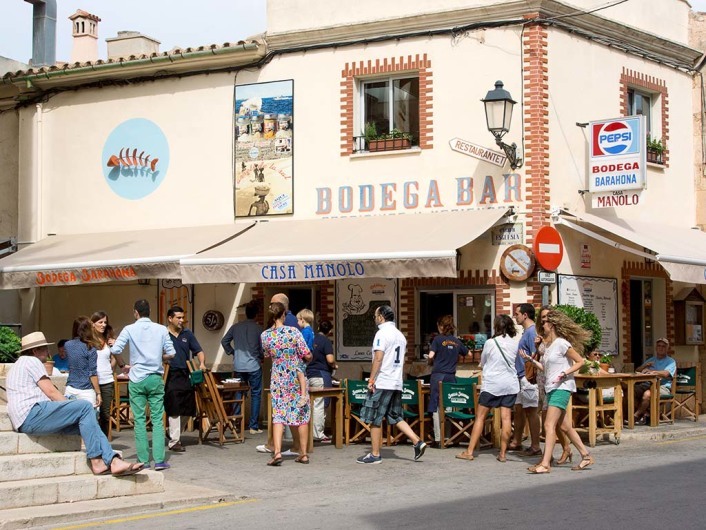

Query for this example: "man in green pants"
[112,299,176,470]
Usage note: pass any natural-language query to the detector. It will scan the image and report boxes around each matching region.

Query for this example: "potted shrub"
[554,304,602,354]
[646,135,665,164]
[599,353,613,373]
[0,326,21,364]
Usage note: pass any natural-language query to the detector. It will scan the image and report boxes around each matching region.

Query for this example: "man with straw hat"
[5,331,143,476]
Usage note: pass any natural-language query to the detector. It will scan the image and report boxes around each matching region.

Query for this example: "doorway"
[629,278,653,366]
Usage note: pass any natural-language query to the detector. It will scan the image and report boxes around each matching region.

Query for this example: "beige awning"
[0,223,254,289]
[180,209,510,284]
[557,209,706,284]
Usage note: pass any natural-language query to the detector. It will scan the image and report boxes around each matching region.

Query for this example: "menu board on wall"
[336,278,398,361]
[557,274,619,355]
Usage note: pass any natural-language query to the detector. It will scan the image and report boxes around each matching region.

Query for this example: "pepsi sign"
[591,117,641,158]
[588,116,646,193]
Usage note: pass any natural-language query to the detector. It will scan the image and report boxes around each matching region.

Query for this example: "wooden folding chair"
[438,381,476,448]
[387,380,426,445]
[674,363,700,421]
[343,379,373,444]
[658,372,678,424]
[187,361,243,445]
[109,378,133,440]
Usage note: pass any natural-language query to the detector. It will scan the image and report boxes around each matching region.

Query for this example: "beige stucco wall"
[547,30,696,224]
[268,0,691,45]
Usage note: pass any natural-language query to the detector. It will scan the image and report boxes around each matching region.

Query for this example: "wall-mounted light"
[482,80,523,170]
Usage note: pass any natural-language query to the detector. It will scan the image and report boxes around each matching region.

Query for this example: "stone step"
[0,431,81,456]
[0,479,233,530]
[0,452,91,482]
[0,470,165,511]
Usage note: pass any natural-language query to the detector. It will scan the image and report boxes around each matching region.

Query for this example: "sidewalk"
[1,418,703,529]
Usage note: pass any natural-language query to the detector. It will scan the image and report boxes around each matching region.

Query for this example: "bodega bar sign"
[588,116,646,193]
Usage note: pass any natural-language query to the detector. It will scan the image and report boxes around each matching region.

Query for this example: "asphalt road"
[51,430,706,530]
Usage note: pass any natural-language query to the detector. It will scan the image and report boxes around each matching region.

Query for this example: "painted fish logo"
[593,121,634,156]
[107,148,159,172]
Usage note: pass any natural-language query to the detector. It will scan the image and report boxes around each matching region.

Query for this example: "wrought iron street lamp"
[482,80,523,170]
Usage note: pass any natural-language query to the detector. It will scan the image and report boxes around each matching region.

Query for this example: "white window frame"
[357,74,419,138]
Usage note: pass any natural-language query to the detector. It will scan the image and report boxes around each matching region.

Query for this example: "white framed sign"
[557,274,619,355]
[336,278,398,361]
[588,115,646,193]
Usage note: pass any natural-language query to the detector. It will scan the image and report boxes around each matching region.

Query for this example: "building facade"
[0,1,704,401]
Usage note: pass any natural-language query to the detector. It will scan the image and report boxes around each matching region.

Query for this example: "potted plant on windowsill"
[646,135,665,164]
[364,122,413,152]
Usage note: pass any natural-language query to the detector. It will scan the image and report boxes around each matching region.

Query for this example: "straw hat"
[20,332,54,353]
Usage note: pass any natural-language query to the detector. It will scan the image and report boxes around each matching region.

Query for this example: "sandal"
[455,452,474,461]
[521,447,543,457]
[111,462,144,477]
[294,455,310,464]
[496,454,507,463]
[91,466,112,476]
[267,453,283,466]
[556,450,573,465]
[571,455,594,471]
[507,443,524,452]
[528,464,551,474]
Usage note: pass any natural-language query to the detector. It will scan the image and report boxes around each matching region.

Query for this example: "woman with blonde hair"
[64,316,102,409]
[527,309,594,474]
[91,311,116,436]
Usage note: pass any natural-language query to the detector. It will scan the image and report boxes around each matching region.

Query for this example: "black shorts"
[358,389,404,427]
[478,391,516,409]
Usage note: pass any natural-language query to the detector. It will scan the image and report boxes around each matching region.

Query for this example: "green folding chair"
[438,381,476,448]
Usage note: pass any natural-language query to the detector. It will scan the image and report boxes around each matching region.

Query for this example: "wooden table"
[572,374,624,447]
[265,386,345,453]
[617,373,660,428]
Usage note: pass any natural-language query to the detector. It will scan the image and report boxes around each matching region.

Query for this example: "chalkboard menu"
[336,278,398,361]
[558,274,619,355]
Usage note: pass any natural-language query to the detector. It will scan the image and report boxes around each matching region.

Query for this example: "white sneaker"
[281,449,299,457]
[256,444,273,454]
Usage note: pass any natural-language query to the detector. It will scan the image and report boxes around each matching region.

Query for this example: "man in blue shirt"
[221,301,263,434]
[52,339,69,372]
[111,299,176,470]
[632,337,676,425]
[165,306,205,452]
[510,303,540,456]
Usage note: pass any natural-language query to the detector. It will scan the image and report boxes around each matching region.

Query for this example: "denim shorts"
[359,389,403,427]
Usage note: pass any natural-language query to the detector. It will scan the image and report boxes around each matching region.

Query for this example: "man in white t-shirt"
[356,305,427,464]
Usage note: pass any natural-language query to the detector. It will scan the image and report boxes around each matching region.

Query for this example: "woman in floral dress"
[261,301,312,465]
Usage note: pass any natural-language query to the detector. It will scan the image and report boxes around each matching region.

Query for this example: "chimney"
[106,31,161,60]
[69,9,101,63]
[25,0,57,67]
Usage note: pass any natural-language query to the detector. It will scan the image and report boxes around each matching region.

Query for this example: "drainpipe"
[25,0,57,67]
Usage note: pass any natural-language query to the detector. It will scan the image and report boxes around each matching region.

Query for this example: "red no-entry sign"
[533,226,564,271]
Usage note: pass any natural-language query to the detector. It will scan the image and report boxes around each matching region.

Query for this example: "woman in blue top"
[427,315,468,444]
[64,316,102,409]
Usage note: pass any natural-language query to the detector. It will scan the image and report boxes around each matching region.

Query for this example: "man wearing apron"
[165,306,205,452]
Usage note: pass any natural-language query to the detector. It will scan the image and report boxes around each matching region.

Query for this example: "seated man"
[630,337,676,425]
[52,339,69,373]
[5,332,143,477]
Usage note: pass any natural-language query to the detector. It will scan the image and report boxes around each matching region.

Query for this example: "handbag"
[525,358,537,384]
[189,369,205,386]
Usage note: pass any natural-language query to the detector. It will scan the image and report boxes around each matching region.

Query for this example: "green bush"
[0,326,21,363]
[554,305,602,354]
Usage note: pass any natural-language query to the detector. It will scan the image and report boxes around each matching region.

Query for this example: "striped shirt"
[6,356,51,430]
[65,338,98,390]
